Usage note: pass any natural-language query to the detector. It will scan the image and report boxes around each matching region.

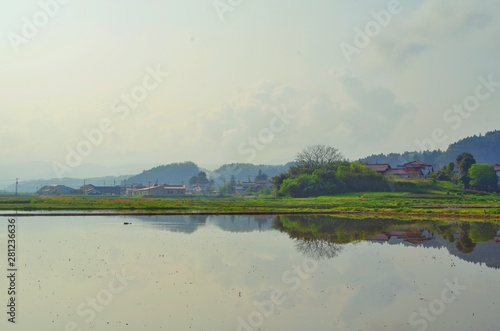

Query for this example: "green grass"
[2,179,499,220]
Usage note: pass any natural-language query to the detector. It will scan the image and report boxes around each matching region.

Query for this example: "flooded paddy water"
[0,214,499,331]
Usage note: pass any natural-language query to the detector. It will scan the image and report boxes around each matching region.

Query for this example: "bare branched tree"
[295,145,344,168]
[295,238,343,260]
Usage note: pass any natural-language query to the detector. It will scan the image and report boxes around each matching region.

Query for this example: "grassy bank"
[1,179,500,221]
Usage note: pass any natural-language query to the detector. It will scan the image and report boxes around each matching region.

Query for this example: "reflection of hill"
[124,215,207,233]
[274,215,421,244]
[434,236,500,269]
[122,215,274,234]
[206,215,275,232]
[275,215,500,267]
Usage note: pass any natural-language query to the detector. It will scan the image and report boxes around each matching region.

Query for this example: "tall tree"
[468,164,497,191]
[430,162,455,181]
[255,169,268,181]
[197,171,209,184]
[456,153,476,188]
[189,176,198,186]
[295,145,344,168]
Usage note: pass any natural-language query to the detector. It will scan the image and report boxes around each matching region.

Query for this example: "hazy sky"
[1,0,499,179]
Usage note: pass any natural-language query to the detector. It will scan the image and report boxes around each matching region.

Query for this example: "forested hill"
[212,163,294,183]
[360,130,500,167]
[125,162,294,186]
[443,130,500,164]
[127,162,200,185]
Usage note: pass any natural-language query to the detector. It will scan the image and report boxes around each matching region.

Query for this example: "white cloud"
[0,0,499,178]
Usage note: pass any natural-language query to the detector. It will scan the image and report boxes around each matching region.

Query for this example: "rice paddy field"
[1,179,500,221]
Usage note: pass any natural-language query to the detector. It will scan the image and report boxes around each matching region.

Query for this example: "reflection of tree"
[295,238,343,260]
[276,215,500,258]
[433,224,456,243]
[456,223,476,254]
[469,222,497,243]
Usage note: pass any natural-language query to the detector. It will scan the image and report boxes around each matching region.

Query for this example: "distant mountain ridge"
[9,130,499,193]
[211,162,294,184]
[127,161,200,185]
[360,130,500,167]
[9,162,293,193]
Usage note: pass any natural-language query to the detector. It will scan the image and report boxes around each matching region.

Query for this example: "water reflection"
[126,214,275,233]
[5,214,500,331]
[273,215,500,267]
[117,214,500,267]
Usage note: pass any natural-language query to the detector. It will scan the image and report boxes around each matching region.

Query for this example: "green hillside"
[212,163,293,183]
[127,161,200,185]
[360,130,500,167]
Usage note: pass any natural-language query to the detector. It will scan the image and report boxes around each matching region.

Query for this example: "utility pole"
[15,178,19,196]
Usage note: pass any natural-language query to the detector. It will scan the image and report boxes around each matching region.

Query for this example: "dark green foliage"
[443,130,500,165]
[359,130,500,167]
[468,164,497,191]
[219,175,237,195]
[456,153,476,188]
[213,163,293,183]
[128,161,200,185]
[429,162,456,181]
[469,222,497,243]
[254,169,268,181]
[275,161,388,197]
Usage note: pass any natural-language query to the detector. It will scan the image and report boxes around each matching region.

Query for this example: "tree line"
[430,152,498,191]
[273,145,499,197]
[272,145,388,197]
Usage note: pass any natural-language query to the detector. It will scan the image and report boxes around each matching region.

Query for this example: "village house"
[368,228,434,245]
[403,161,434,176]
[136,184,186,196]
[384,167,424,179]
[364,163,391,174]
[364,160,433,179]
[125,183,147,196]
[235,180,272,194]
[81,184,123,195]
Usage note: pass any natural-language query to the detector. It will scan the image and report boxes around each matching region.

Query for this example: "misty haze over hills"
[4,130,500,193]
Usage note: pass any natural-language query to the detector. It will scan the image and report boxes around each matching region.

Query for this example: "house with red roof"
[364,160,433,179]
[384,167,424,179]
[365,164,391,174]
[403,161,434,176]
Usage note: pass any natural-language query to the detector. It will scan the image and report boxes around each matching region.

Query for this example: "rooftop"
[365,164,391,172]
[404,160,433,168]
